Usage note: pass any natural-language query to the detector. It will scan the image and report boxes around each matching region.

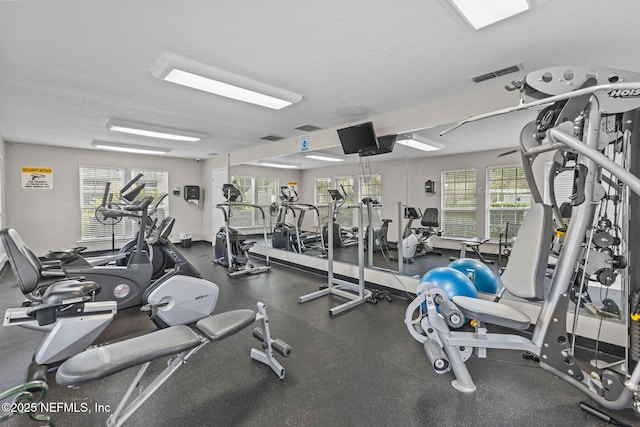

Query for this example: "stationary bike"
[1,225,220,376]
[399,207,441,262]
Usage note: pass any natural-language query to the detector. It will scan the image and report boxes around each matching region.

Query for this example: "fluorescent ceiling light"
[258,160,300,169]
[105,119,206,142]
[305,154,344,162]
[91,141,170,155]
[449,0,530,29]
[151,52,303,110]
[395,134,444,152]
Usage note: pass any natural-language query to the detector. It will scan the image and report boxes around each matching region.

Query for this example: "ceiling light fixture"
[91,141,170,155]
[258,160,300,169]
[395,134,444,152]
[448,0,530,29]
[105,119,206,142]
[304,154,344,162]
[151,52,303,110]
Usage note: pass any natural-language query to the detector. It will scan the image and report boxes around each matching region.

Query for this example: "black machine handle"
[101,182,111,207]
[121,173,143,194]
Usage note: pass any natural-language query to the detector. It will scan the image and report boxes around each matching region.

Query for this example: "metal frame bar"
[299,202,371,315]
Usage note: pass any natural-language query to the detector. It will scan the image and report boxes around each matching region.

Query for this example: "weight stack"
[631,290,640,361]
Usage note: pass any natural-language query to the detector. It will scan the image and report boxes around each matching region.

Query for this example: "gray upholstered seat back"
[0,228,42,294]
[421,208,439,228]
[499,204,553,300]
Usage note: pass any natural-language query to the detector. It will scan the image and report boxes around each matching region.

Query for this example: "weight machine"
[406,66,640,415]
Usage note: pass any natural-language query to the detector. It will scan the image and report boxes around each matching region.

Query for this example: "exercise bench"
[56,302,291,427]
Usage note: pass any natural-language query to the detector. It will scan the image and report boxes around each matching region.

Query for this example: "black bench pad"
[56,325,202,386]
[196,309,256,341]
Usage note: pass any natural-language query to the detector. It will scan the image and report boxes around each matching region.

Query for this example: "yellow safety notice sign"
[21,166,53,189]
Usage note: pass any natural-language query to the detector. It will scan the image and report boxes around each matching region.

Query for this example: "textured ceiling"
[1,0,640,168]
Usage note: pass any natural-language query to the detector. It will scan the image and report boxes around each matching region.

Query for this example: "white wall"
[0,137,5,265]
[5,142,206,254]
[0,136,5,228]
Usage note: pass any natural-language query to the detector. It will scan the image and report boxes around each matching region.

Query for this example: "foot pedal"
[27,358,48,385]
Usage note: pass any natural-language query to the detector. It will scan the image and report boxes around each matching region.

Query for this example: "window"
[230,175,255,226]
[359,174,381,201]
[487,166,531,239]
[313,177,356,228]
[314,178,332,225]
[80,166,126,240]
[256,177,280,223]
[335,176,355,228]
[441,168,477,238]
[80,167,168,241]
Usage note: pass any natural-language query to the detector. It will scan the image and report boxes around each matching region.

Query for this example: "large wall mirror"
[214,107,627,328]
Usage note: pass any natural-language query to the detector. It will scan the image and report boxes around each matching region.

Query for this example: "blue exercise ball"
[420,267,478,300]
[448,258,498,294]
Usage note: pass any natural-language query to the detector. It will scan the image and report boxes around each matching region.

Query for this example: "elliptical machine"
[272,186,326,255]
[93,173,184,280]
[322,186,358,248]
[362,197,392,254]
[47,178,200,308]
[272,186,302,252]
[214,184,271,276]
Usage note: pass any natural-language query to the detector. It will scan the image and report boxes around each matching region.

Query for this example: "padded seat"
[461,237,489,247]
[41,279,99,304]
[56,325,202,386]
[45,247,86,261]
[452,296,531,330]
[196,309,256,341]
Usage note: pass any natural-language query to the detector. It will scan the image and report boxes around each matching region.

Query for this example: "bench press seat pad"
[56,325,202,386]
[461,237,489,247]
[452,296,531,330]
[196,309,256,341]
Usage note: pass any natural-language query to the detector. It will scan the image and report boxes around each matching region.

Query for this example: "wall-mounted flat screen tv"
[337,122,379,155]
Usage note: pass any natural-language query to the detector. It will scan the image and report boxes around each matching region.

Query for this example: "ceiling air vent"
[260,135,284,141]
[295,124,322,132]
[472,64,521,83]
